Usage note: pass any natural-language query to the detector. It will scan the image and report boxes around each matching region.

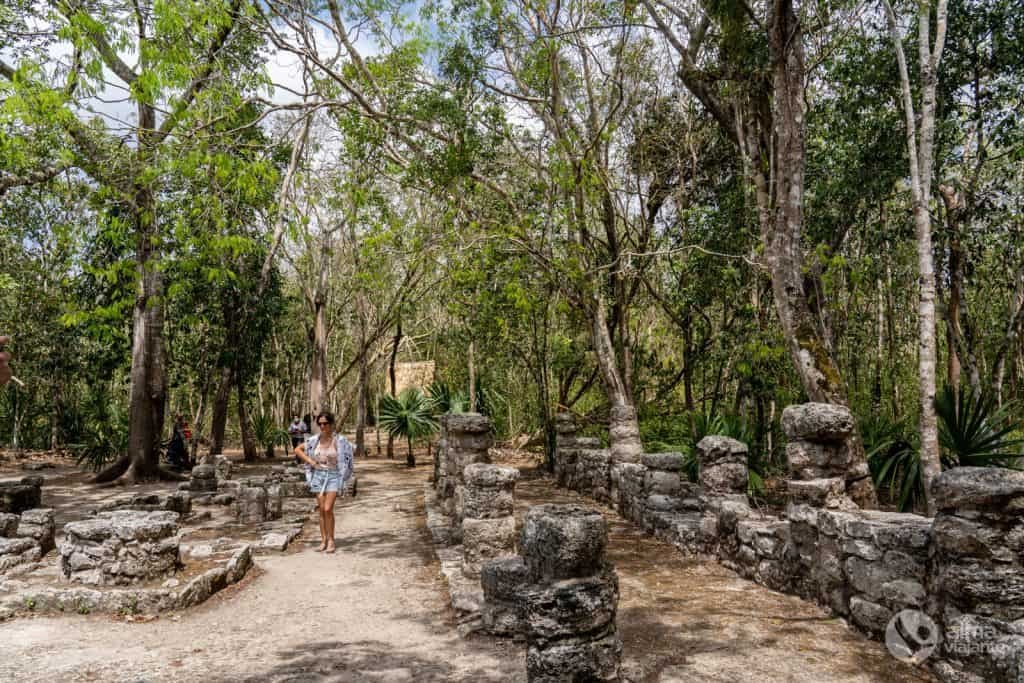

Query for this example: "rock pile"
[0,507,57,574]
[696,436,749,495]
[439,413,493,531]
[781,403,859,508]
[60,510,180,585]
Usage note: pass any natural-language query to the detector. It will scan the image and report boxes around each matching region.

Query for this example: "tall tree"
[882,0,949,514]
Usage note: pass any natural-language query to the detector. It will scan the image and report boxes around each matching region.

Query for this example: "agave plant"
[427,381,468,415]
[863,414,923,512]
[379,388,439,467]
[935,386,1024,468]
[67,386,129,472]
[251,412,290,459]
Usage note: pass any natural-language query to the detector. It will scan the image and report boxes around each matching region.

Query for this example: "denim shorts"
[309,468,341,494]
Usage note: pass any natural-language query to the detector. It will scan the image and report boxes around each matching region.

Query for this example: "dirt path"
[1,456,933,682]
[0,459,523,683]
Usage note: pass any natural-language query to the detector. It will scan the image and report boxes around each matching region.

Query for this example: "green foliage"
[427,381,468,414]
[863,414,924,512]
[66,386,128,472]
[379,389,439,465]
[251,412,289,457]
[935,386,1024,467]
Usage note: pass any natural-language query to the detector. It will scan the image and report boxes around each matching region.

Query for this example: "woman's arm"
[293,442,318,468]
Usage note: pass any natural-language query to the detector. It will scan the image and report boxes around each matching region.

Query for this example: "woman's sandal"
[315,543,327,552]
[325,544,336,554]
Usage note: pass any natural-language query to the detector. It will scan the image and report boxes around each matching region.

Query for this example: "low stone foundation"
[0,544,254,620]
[60,510,181,586]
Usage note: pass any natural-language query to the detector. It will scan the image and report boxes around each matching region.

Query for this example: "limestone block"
[481,556,530,636]
[0,482,41,514]
[60,510,180,585]
[787,478,850,508]
[780,403,855,442]
[786,440,851,469]
[697,437,748,494]
[16,508,55,554]
[849,596,892,634]
[520,504,607,582]
[645,470,682,497]
[526,632,622,683]
[522,569,618,647]
[0,513,18,537]
[164,492,192,515]
[233,487,268,524]
[932,466,1024,512]
[189,464,218,493]
[641,452,684,472]
[462,517,517,576]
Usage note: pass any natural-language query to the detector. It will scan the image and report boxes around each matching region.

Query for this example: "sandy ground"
[0,457,524,683]
[0,454,934,682]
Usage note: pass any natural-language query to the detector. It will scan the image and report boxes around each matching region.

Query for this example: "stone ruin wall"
[553,407,1024,683]
[393,360,436,396]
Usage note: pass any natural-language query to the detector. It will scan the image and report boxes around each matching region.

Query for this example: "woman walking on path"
[294,412,354,553]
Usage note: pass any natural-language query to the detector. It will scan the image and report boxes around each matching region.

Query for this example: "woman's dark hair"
[316,411,335,426]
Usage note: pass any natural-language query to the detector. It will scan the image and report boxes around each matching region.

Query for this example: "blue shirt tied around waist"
[304,433,354,490]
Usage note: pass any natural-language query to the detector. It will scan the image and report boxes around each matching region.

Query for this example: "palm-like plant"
[935,386,1024,468]
[251,412,290,459]
[863,414,923,512]
[379,388,439,467]
[68,386,129,472]
[427,381,468,415]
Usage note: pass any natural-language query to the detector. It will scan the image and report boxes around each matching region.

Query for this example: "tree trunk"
[237,371,258,461]
[767,0,876,507]
[468,339,476,412]
[209,365,233,456]
[309,297,328,421]
[883,0,948,515]
[355,350,367,458]
[592,300,642,463]
[406,436,415,467]
[123,188,167,482]
[387,319,401,459]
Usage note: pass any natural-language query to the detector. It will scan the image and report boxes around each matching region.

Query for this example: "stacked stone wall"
[549,403,1024,682]
[60,510,181,585]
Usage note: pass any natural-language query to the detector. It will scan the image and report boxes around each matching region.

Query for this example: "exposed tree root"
[90,455,131,484]
[90,458,187,486]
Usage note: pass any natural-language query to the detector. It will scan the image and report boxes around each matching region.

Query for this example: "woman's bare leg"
[315,493,327,550]
[323,491,338,551]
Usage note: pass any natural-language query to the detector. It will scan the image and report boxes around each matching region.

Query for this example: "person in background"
[166,414,189,470]
[0,335,11,386]
[288,415,307,461]
[293,411,353,553]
